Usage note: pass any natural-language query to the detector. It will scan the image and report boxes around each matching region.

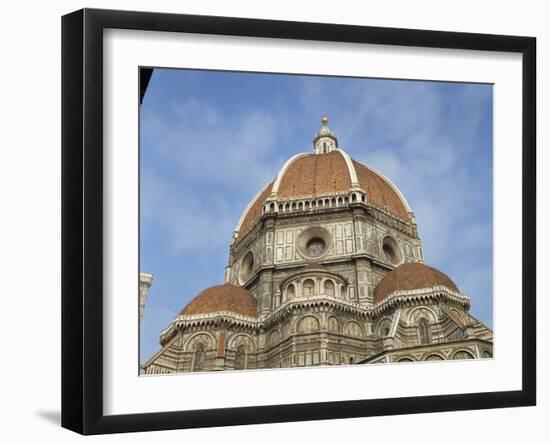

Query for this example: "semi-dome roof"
[236,150,411,236]
[179,283,258,317]
[373,262,459,304]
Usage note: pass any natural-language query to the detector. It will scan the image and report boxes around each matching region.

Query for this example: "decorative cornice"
[139,272,154,286]
[265,294,371,327]
[158,288,471,343]
[279,267,349,289]
[232,186,417,253]
[367,203,416,235]
[160,312,258,343]
[373,286,470,316]
[360,337,493,364]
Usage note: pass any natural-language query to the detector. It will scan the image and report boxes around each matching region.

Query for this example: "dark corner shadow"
[36,410,61,426]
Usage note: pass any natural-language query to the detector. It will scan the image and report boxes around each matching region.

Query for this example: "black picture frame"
[61,8,536,435]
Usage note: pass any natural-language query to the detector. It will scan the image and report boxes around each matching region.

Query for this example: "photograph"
[138,68,494,374]
[0,0,543,439]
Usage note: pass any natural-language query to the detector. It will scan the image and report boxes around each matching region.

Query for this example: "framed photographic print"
[61,8,536,435]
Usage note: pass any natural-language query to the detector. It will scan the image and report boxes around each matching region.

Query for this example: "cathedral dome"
[235,118,412,238]
[179,283,258,318]
[373,262,460,304]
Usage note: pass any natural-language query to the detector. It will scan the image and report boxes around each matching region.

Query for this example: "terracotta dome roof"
[373,262,459,304]
[238,180,274,240]
[179,283,258,317]
[236,150,411,236]
[277,151,352,198]
[352,160,410,220]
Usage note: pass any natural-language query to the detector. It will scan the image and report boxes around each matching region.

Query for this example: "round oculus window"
[305,237,326,257]
[382,236,401,264]
[238,251,254,285]
[297,227,332,259]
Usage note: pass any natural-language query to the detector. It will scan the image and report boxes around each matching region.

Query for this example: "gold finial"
[321,116,328,126]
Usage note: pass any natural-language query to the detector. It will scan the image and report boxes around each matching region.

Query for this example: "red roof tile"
[373,262,459,304]
[236,150,411,237]
[353,160,409,220]
[277,152,351,198]
[180,283,258,317]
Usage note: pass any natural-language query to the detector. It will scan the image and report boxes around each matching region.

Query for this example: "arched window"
[235,345,247,370]
[453,350,475,360]
[425,354,444,361]
[482,351,493,358]
[377,319,392,338]
[297,315,320,333]
[303,279,315,296]
[382,236,400,264]
[328,316,340,333]
[286,284,295,300]
[418,318,431,345]
[324,280,335,296]
[193,344,206,372]
[344,321,364,338]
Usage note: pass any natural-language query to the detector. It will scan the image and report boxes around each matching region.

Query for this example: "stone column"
[139,272,154,323]
[352,208,366,254]
[354,257,373,307]
[258,269,274,316]
[263,215,276,267]
[257,329,266,369]
[213,330,226,371]
[382,336,394,351]
[319,312,329,365]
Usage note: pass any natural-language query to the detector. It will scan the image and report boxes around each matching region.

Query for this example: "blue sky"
[139,69,493,363]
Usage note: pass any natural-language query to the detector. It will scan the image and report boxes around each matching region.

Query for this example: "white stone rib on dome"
[335,148,359,188]
[270,152,310,196]
[233,180,273,238]
[233,150,413,240]
[272,149,359,197]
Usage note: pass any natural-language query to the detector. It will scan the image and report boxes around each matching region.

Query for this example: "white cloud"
[141,169,237,255]
[142,99,286,193]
